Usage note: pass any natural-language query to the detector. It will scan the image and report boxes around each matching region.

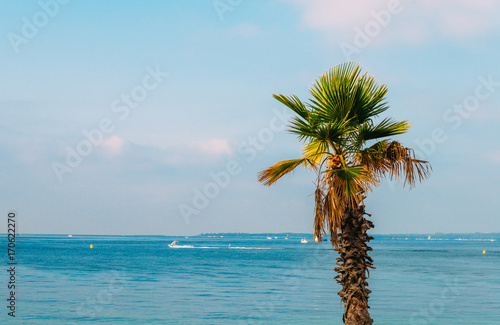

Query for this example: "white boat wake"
[168,241,278,249]
[169,246,274,249]
[169,245,195,248]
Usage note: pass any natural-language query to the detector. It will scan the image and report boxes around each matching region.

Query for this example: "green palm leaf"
[257,158,314,186]
[357,118,411,144]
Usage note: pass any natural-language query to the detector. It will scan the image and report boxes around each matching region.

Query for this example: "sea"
[1,233,499,324]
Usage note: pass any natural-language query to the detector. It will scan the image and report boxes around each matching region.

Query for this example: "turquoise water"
[1,234,499,324]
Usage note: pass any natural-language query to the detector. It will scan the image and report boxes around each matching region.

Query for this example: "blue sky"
[1,0,499,235]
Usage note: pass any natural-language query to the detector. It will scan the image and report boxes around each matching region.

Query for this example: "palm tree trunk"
[334,204,374,325]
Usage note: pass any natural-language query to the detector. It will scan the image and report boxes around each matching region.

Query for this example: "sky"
[1,0,499,235]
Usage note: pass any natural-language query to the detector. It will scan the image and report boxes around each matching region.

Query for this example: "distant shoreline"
[2,232,499,241]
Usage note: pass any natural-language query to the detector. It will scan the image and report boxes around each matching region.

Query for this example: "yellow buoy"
[483,250,486,254]
[90,244,93,249]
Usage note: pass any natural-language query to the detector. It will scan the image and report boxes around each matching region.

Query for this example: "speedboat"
[301,238,309,243]
[168,240,194,248]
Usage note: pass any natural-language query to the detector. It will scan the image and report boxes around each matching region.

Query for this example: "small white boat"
[168,240,194,248]
[266,236,272,239]
[301,238,309,244]
[285,234,289,240]
[68,235,73,237]
[274,236,278,239]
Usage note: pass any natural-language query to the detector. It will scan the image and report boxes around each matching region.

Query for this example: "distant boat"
[168,240,194,248]
[301,239,309,244]
[68,235,72,237]
[266,236,272,239]
[274,236,278,239]
[428,235,431,240]
[285,234,289,240]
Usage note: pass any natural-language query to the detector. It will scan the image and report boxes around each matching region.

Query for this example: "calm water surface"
[1,234,499,324]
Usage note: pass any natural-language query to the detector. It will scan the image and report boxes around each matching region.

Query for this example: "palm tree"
[258,62,431,324]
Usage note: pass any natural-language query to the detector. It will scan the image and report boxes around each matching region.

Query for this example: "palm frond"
[302,139,331,165]
[314,187,326,243]
[356,140,431,188]
[308,62,362,124]
[257,158,315,186]
[384,141,432,187]
[356,140,390,174]
[326,165,378,198]
[323,185,343,248]
[272,94,309,121]
[350,74,389,124]
[315,120,349,145]
[289,116,317,142]
[357,118,411,144]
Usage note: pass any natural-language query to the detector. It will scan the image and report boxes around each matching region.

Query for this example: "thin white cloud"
[189,138,233,156]
[289,0,388,32]
[417,0,500,39]
[484,150,500,164]
[468,103,500,123]
[230,23,261,36]
[287,0,500,41]
[101,135,125,156]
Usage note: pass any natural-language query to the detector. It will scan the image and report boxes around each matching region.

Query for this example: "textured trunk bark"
[334,205,374,325]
